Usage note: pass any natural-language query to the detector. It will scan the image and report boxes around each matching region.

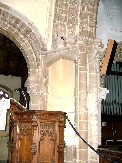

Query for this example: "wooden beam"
[100,39,115,75]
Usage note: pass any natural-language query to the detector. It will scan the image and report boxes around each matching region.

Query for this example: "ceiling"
[0,33,28,85]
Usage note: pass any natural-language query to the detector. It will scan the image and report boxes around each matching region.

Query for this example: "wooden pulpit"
[9,110,66,163]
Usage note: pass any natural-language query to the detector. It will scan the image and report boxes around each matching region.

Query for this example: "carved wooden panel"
[10,98,26,112]
[9,110,66,163]
[19,123,33,162]
[39,122,56,162]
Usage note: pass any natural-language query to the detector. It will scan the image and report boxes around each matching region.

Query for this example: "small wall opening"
[47,58,77,161]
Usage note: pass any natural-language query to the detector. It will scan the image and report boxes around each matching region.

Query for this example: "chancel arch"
[0,2,47,110]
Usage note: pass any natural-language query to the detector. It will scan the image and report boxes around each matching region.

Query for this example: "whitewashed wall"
[96,0,122,48]
[0,0,55,49]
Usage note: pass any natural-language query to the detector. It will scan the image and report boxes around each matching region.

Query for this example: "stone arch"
[44,47,78,67]
[44,48,78,112]
[0,2,47,109]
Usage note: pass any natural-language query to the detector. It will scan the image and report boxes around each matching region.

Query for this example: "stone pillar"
[25,77,43,110]
[78,42,88,163]
[79,0,99,39]
[87,39,103,163]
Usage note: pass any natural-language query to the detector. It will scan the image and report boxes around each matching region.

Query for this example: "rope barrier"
[66,116,119,163]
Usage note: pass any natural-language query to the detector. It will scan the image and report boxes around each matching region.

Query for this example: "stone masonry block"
[88,73,97,90]
[79,81,87,92]
[79,72,87,82]
[31,95,41,104]
[80,53,87,66]
[79,120,88,131]
[79,111,88,121]
[79,149,88,161]
[65,146,73,161]
[88,63,97,73]
[79,140,88,150]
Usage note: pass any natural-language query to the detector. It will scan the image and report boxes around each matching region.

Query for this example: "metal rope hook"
[66,115,119,163]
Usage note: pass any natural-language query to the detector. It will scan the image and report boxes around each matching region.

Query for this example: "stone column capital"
[24,77,40,95]
[99,87,109,102]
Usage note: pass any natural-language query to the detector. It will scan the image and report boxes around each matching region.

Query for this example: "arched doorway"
[0,33,28,106]
[0,2,47,110]
[0,2,47,161]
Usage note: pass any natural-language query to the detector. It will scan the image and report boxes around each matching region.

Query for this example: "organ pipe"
[101,63,122,116]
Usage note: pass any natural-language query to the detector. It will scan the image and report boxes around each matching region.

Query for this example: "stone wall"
[50,0,102,162]
[0,0,104,162]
